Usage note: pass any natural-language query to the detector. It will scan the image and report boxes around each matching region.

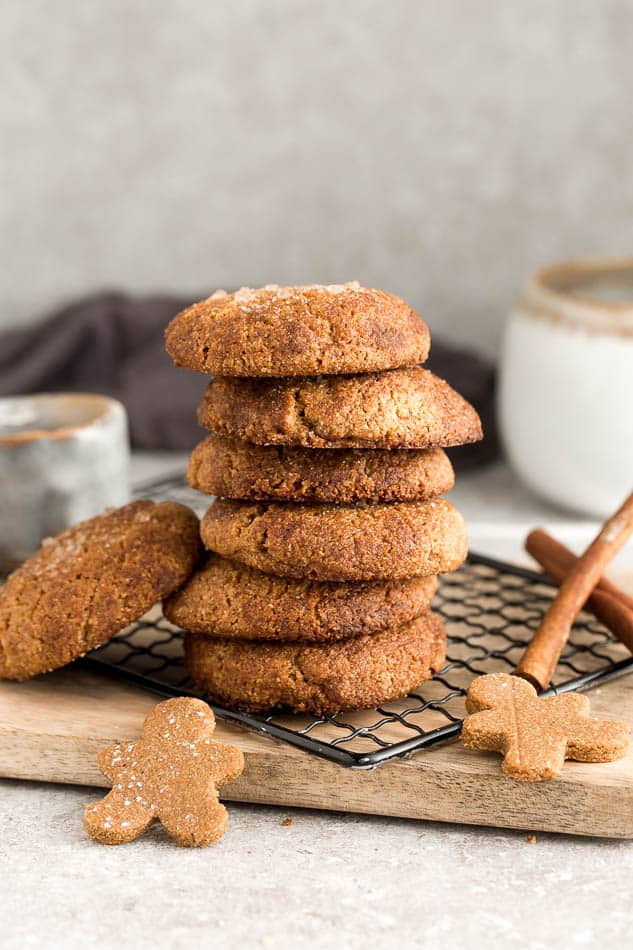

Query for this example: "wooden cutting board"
[2,662,633,838]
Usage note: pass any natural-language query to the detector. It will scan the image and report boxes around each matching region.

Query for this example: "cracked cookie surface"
[188,434,454,503]
[165,283,430,376]
[164,553,438,641]
[0,500,201,680]
[184,610,447,714]
[198,367,482,449]
[200,498,467,581]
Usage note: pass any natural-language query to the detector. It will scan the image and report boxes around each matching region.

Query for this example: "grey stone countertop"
[1,456,632,949]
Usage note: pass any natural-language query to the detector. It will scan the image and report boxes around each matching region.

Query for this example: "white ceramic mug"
[499,258,633,518]
[0,393,130,565]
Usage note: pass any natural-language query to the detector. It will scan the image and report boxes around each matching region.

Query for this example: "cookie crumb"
[281,818,293,827]
[527,834,536,845]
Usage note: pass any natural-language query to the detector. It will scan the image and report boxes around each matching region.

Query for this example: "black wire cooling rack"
[76,472,633,770]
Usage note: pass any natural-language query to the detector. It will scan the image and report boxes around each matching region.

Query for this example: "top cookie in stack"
[165,282,431,376]
[164,283,482,715]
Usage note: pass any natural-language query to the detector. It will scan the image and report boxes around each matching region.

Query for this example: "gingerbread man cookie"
[85,697,244,846]
[461,673,630,781]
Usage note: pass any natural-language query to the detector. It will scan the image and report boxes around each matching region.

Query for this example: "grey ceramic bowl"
[0,393,130,566]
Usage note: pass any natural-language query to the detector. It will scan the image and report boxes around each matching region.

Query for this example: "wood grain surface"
[2,663,633,838]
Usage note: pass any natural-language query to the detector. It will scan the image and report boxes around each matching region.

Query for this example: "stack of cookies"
[164,283,482,715]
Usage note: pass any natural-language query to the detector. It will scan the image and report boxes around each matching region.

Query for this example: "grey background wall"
[2,0,632,357]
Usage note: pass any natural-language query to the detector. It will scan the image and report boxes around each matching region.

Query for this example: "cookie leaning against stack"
[0,501,201,680]
[165,282,483,714]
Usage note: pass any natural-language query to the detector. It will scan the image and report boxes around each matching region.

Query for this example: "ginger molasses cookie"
[164,553,438,641]
[165,283,430,377]
[188,434,455,503]
[197,367,482,449]
[0,500,201,680]
[184,610,447,715]
[200,498,467,581]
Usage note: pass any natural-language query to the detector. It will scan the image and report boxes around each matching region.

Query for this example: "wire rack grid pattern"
[77,473,633,769]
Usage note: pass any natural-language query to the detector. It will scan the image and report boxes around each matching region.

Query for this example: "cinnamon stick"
[525,529,633,653]
[590,590,633,653]
[526,529,633,613]
[515,491,633,690]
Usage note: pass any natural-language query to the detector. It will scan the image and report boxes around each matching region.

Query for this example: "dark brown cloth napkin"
[0,292,499,468]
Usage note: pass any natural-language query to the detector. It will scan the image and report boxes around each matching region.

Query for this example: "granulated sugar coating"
[0,500,201,680]
[165,283,430,376]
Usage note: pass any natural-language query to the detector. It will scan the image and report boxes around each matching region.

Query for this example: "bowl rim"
[0,392,123,447]
[520,256,633,335]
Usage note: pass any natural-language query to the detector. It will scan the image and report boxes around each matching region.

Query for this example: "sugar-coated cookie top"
[165,283,430,377]
[0,500,201,680]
